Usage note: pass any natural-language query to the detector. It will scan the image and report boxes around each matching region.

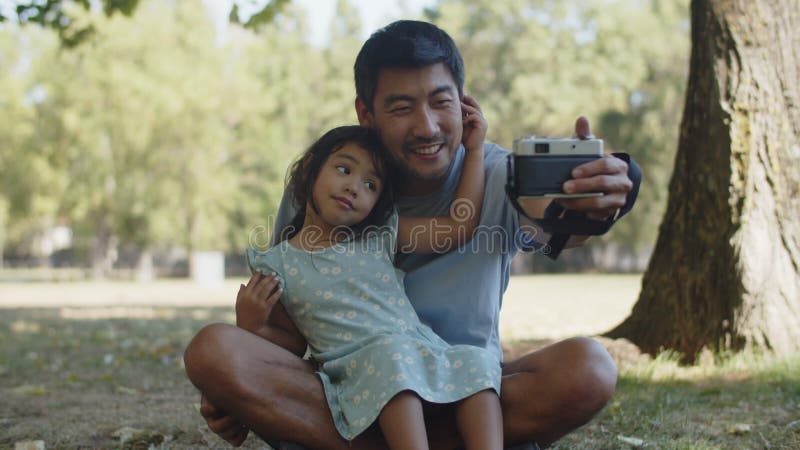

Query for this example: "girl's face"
[310,142,384,228]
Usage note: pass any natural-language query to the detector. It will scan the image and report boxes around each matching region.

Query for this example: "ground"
[1,275,798,449]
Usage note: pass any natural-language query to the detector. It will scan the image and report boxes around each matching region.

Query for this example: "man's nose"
[413,106,440,139]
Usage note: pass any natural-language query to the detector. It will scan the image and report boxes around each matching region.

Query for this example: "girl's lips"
[333,196,353,210]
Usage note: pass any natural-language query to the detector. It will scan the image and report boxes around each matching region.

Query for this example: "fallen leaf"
[115,386,138,395]
[14,441,45,450]
[786,419,800,430]
[727,423,752,435]
[616,435,644,447]
[11,384,47,396]
[111,427,145,443]
[111,427,167,448]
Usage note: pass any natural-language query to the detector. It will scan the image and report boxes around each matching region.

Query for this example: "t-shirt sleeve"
[482,144,544,254]
[246,247,280,278]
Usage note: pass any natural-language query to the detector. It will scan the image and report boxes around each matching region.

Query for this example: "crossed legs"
[184,324,616,448]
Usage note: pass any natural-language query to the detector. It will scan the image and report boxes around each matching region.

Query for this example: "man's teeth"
[414,145,440,155]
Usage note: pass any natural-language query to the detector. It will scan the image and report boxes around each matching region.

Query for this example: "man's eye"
[336,166,349,174]
[390,106,411,114]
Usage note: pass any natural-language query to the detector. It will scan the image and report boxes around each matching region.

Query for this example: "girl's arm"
[397,94,487,254]
[236,271,307,356]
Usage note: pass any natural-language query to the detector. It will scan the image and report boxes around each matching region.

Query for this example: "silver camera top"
[513,136,604,156]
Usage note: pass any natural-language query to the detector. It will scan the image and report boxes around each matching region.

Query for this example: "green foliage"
[3,0,288,47]
[1,0,691,271]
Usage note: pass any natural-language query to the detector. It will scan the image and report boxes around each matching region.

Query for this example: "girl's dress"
[247,211,501,440]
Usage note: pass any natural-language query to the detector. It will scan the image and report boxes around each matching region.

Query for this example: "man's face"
[356,63,463,191]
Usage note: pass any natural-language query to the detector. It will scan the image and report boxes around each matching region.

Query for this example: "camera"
[507,137,604,198]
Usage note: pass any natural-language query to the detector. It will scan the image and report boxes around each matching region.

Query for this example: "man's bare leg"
[378,391,429,450]
[500,336,618,447]
[423,336,616,448]
[185,325,614,449]
[455,389,503,450]
[183,323,386,449]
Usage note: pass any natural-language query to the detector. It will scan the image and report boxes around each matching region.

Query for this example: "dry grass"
[2,275,798,449]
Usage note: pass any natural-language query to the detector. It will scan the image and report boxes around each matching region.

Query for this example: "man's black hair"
[354,20,465,111]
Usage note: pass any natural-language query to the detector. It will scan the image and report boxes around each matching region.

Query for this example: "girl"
[239,98,501,449]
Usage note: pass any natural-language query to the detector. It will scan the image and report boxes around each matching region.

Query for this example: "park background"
[1,0,798,448]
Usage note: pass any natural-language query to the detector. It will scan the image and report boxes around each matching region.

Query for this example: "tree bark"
[607,0,800,361]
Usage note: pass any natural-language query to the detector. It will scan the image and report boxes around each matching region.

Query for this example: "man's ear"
[355,97,373,127]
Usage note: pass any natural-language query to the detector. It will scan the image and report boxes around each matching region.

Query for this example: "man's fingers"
[575,116,592,139]
[557,193,625,215]
[571,154,628,179]
[564,174,633,196]
[200,394,222,419]
[227,427,249,446]
[208,414,242,435]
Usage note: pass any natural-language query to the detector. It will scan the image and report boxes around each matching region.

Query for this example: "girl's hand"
[235,271,283,334]
[461,94,488,153]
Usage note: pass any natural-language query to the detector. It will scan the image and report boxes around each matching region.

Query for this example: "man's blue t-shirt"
[271,143,536,361]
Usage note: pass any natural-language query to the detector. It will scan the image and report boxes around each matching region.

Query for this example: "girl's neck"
[289,210,350,251]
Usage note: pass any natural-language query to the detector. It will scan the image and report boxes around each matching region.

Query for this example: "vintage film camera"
[507,137,604,198]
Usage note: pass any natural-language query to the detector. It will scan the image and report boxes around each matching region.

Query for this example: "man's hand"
[200,394,249,446]
[558,116,632,220]
[236,271,283,334]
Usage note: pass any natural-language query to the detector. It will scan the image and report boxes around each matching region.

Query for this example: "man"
[184,20,639,449]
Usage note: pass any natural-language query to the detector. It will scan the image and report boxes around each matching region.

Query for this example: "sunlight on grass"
[623,349,800,384]
[500,274,642,340]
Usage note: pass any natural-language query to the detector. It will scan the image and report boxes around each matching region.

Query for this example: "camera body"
[509,137,604,198]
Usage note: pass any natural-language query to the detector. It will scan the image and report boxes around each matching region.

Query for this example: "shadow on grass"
[2,309,798,449]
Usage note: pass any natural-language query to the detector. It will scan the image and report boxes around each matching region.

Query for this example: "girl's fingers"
[255,273,279,299]
[244,272,261,289]
[264,284,283,311]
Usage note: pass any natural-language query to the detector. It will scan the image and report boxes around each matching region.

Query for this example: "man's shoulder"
[483,141,511,161]
[482,142,512,179]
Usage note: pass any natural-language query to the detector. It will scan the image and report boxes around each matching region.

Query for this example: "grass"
[1,276,799,449]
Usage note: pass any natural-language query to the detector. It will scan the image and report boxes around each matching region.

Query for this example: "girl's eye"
[336,166,350,175]
[365,181,377,191]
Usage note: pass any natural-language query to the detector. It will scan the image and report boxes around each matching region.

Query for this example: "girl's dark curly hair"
[278,125,395,242]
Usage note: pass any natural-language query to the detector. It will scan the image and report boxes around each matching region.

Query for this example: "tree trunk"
[135,248,154,283]
[607,0,800,362]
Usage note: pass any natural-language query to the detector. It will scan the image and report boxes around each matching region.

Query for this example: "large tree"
[607,0,800,361]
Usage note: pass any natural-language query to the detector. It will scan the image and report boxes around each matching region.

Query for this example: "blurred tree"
[607,0,800,361]
[1,0,289,47]
[0,24,64,267]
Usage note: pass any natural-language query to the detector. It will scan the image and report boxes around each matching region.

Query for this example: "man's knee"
[561,336,617,412]
[184,322,239,388]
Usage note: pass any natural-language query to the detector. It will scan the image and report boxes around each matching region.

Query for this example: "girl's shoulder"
[246,243,288,274]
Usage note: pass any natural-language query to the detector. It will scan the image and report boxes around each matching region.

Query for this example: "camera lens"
[535,143,549,154]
